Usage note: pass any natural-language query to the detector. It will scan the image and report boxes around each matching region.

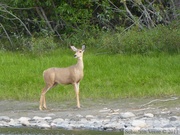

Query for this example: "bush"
[0,35,58,54]
[1,22,179,55]
[85,23,180,55]
[29,36,58,53]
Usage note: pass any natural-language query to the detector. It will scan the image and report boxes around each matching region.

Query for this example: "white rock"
[102,119,110,124]
[19,120,30,126]
[21,120,30,126]
[114,109,120,112]
[38,123,51,128]
[64,124,73,130]
[43,117,52,120]
[145,119,153,128]
[33,116,44,120]
[90,118,98,122]
[8,119,15,126]
[0,121,9,127]
[18,117,30,126]
[153,119,162,128]
[18,117,31,122]
[132,127,141,132]
[0,116,10,122]
[52,118,64,124]
[161,111,171,114]
[144,113,154,118]
[80,118,88,124]
[86,115,94,119]
[160,118,170,127]
[76,114,83,118]
[64,119,70,122]
[120,112,135,118]
[31,116,51,121]
[132,120,146,128]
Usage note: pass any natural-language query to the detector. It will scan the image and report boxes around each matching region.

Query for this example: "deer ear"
[70,46,78,52]
[82,45,86,51]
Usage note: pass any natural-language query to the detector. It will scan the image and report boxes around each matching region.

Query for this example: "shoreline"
[0,98,179,134]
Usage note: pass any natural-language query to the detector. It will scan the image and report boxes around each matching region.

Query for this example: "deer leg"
[73,83,80,108]
[39,82,58,110]
[39,85,52,110]
[39,86,48,111]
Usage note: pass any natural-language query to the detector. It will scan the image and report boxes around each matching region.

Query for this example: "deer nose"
[74,55,77,58]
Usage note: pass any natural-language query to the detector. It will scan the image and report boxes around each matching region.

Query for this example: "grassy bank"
[0,49,179,102]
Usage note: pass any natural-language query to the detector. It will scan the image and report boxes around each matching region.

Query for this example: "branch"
[141,4,156,28]
[0,7,32,36]
[0,3,34,10]
[0,23,13,46]
[170,0,177,19]
[52,1,62,40]
[122,1,143,29]
[140,97,178,108]
[39,7,54,33]
[123,1,135,22]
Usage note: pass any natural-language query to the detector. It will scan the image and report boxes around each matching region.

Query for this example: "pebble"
[169,116,179,121]
[32,116,44,120]
[18,117,31,122]
[52,118,64,124]
[144,113,154,118]
[120,112,135,118]
[0,109,179,133]
[131,120,147,128]
[76,114,83,118]
[86,115,94,119]
[0,116,10,122]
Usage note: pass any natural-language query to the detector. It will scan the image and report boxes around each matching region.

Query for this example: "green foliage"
[29,36,58,53]
[61,22,180,55]
[0,0,179,38]
[118,25,180,54]
[1,22,179,55]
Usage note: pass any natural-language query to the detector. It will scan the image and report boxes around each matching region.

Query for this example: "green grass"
[0,49,179,102]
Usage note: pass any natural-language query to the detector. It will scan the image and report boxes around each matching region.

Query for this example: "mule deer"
[39,45,85,110]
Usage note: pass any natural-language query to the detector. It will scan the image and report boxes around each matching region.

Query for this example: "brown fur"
[39,45,85,110]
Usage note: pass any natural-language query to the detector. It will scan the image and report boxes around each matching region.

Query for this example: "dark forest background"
[0,0,179,53]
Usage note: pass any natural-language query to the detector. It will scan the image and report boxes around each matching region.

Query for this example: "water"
[0,128,124,135]
[1,128,176,135]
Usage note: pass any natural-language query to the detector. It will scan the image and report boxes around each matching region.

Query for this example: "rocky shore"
[0,98,179,134]
[0,108,180,134]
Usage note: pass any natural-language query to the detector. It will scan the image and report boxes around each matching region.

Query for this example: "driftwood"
[140,97,178,108]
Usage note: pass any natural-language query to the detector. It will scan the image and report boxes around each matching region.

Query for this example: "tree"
[0,0,179,42]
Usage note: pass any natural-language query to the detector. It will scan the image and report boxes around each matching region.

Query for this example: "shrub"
[29,36,57,53]
[89,23,180,55]
[0,22,179,55]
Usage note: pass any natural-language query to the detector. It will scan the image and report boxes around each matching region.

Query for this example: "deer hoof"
[39,106,43,111]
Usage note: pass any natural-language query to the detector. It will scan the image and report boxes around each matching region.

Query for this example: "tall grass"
[0,50,179,102]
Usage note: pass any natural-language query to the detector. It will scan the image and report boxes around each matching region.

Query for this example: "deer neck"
[76,57,84,70]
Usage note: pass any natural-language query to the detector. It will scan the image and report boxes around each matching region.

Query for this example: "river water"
[0,128,124,135]
[1,128,174,135]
